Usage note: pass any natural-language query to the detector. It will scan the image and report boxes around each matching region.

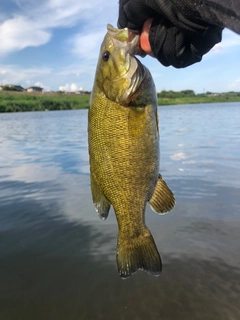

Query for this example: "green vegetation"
[0,90,240,113]
[1,85,20,92]
[0,92,90,112]
[157,90,240,105]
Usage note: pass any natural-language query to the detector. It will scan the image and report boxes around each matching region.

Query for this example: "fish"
[88,24,175,279]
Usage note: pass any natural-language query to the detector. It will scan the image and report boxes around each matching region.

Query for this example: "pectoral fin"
[149,174,175,214]
[90,173,111,220]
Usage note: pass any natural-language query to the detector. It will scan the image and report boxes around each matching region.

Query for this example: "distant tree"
[181,90,195,96]
[2,86,18,91]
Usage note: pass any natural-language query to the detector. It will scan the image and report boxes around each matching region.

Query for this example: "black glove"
[118,0,223,68]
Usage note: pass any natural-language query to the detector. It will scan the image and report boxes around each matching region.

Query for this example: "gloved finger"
[118,0,156,30]
[149,17,223,68]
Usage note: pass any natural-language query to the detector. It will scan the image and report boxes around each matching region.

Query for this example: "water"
[0,103,239,320]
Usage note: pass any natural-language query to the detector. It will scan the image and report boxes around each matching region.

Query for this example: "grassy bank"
[157,90,240,105]
[0,92,90,112]
[0,90,240,112]
[158,95,240,105]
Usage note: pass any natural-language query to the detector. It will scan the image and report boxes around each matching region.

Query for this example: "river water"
[0,103,239,320]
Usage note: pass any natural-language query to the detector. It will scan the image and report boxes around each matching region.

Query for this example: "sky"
[0,0,240,93]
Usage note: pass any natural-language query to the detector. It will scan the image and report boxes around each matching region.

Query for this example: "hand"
[118,0,223,68]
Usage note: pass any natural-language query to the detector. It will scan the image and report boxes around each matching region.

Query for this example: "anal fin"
[149,174,175,214]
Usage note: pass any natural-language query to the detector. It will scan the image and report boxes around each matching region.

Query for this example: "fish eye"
[102,51,110,62]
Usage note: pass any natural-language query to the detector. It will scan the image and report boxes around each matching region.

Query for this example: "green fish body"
[88,25,175,278]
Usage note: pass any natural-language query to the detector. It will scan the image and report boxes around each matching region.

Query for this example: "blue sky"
[0,0,240,93]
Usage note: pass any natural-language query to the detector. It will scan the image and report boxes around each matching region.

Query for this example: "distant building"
[0,84,25,91]
[27,86,43,93]
[12,85,25,91]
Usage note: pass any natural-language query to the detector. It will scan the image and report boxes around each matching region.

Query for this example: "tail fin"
[116,228,162,279]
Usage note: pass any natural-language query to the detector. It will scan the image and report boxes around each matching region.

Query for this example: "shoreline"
[0,91,239,112]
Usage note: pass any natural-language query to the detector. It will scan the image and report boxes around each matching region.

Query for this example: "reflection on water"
[0,104,239,320]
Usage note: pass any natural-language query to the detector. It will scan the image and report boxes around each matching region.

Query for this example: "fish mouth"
[107,24,145,57]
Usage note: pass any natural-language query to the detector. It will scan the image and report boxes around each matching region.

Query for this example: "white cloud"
[0,64,51,87]
[0,0,118,56]
[71,30,105,61]
[59,83,82,92]
[0,62,95,91]
[0,12,8,23]
[0,16,51,56]
[34,81,51,91]
[34,81,44,87]
[57,62,96,77]
[0,0,119,90]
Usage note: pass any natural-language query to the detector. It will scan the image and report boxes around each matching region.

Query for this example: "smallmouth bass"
[88,24,175,279]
